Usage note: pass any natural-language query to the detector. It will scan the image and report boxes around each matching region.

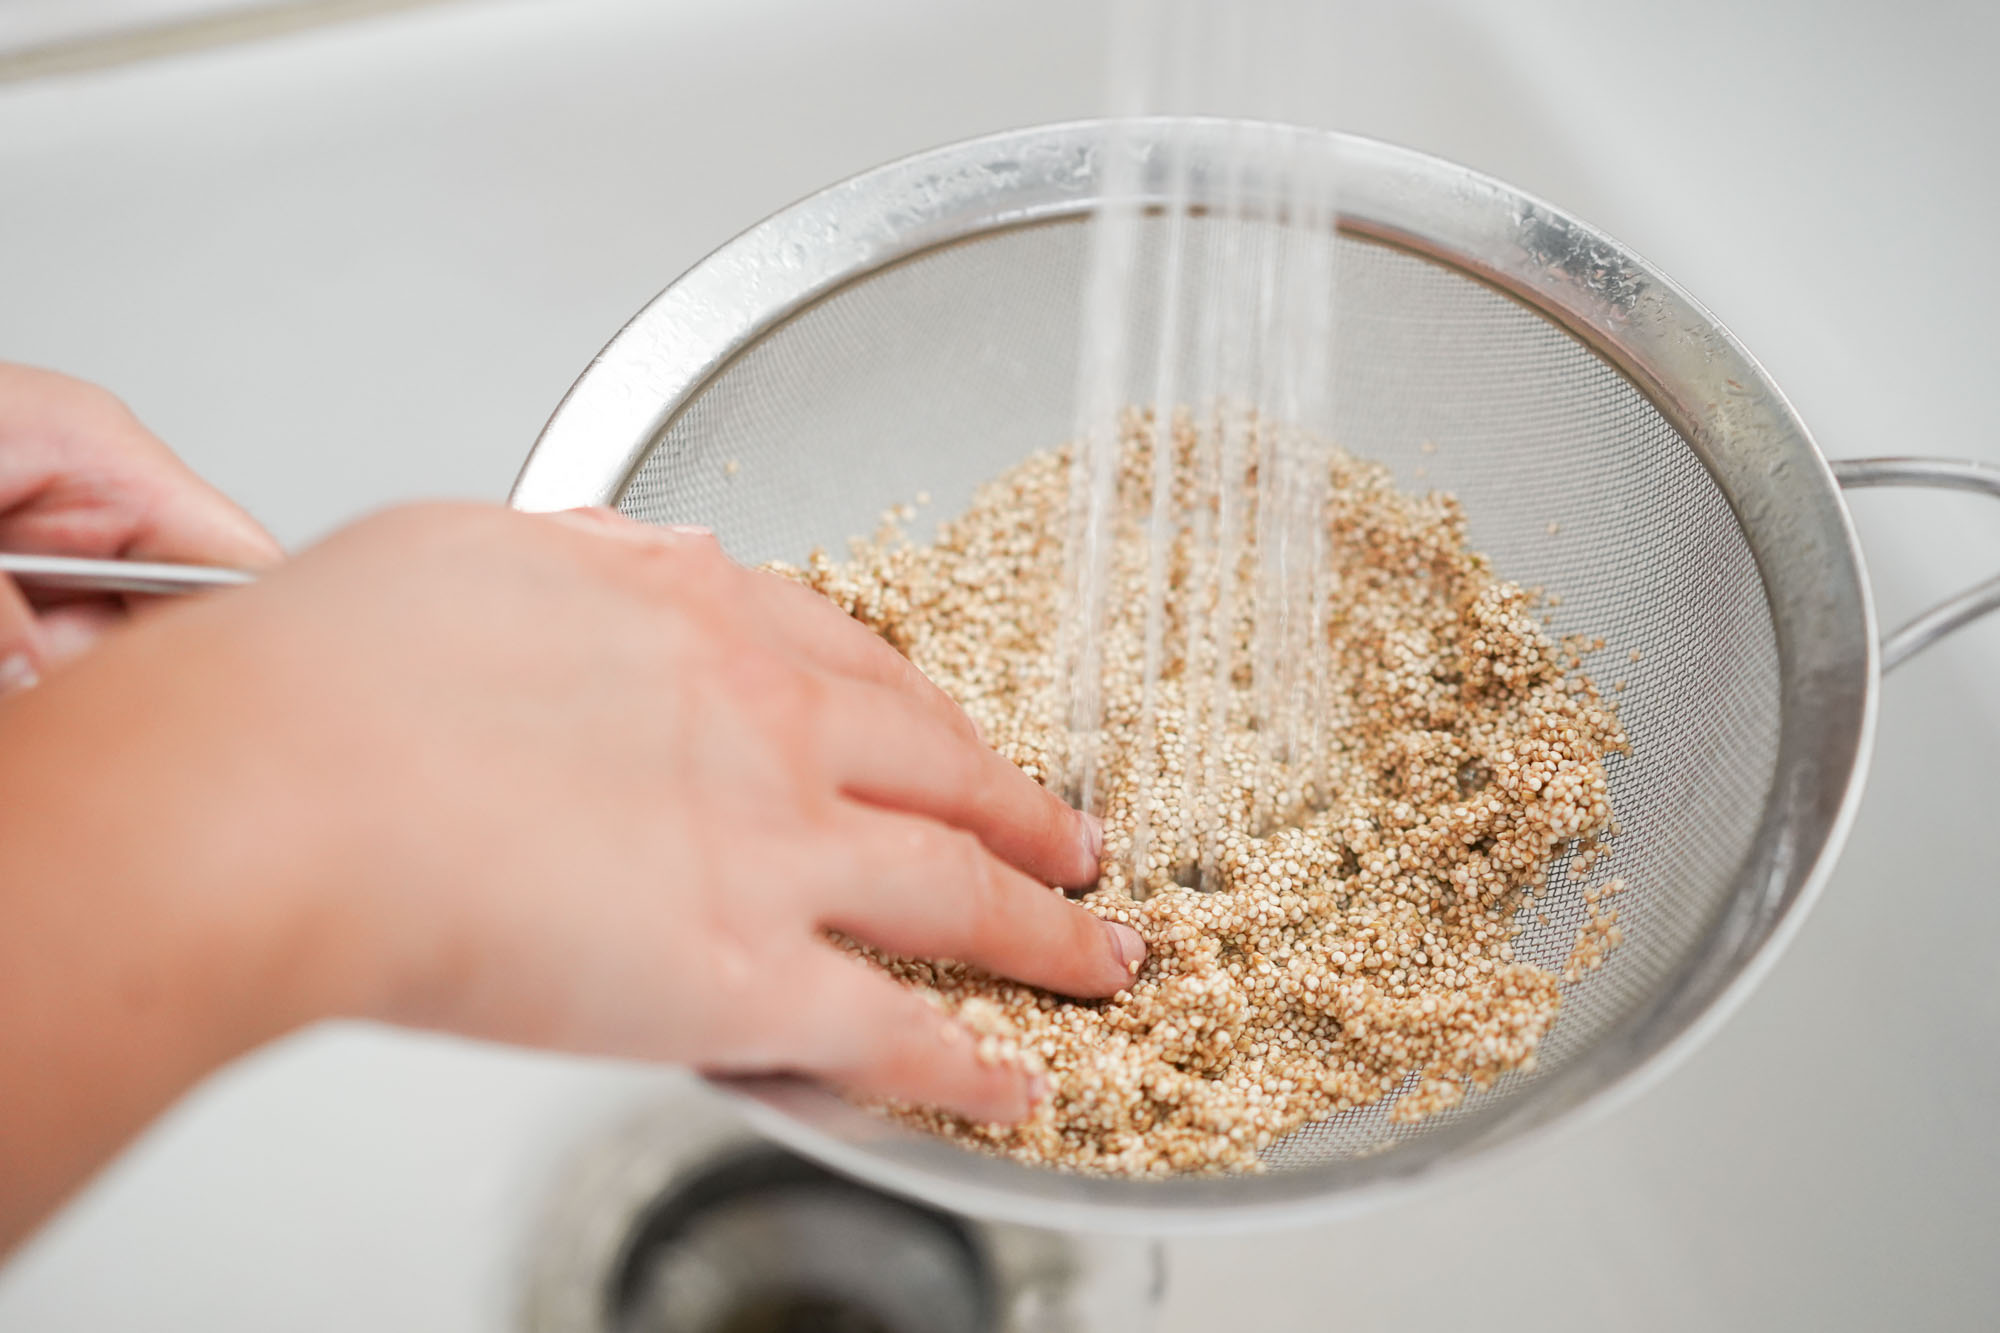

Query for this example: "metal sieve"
[510,120,2000,1233]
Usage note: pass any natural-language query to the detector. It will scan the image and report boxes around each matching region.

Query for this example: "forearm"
[0,633,330,1254]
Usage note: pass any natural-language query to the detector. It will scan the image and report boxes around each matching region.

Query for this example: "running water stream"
[1058,0,1342,894]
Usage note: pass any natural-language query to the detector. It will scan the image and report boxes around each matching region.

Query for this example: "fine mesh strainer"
[511,120,2000,1232]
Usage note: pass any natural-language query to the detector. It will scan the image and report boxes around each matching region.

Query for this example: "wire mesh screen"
[617,215,1782,1172]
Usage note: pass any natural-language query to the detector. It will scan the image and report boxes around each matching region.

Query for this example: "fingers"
[123,485,280,573]
[739,567,983,745]
[818,676,1103,889]
[109,447,280,574]
[820,806,1141,998]
[549,508,981,745]
[543,506,1103,888]
[0,363,281,572]
[0,577,44,697]
[767,947,1043,1124]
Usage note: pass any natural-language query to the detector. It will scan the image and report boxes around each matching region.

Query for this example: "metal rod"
[0,553,256,598]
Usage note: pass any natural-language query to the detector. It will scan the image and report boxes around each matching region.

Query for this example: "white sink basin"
[0,2,1994,1328]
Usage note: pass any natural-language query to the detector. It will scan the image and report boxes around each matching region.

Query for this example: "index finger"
[753,947,1046,1125]
[739,566,984,745]
[0,365,281,572]
[548,508,984,746]
[117,454,282,573]
[818,675,1102,890]
[820,806,1142,998]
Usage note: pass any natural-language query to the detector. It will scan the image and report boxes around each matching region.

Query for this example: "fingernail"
[551,511,715,548]
[993,1068,1046,1124]
[1080,811,1104,862]
[1101,920,1146,979]
[547,508,629,537]
[0,653,40,696]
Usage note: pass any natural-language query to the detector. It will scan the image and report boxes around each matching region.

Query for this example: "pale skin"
[0,364,1143,1255]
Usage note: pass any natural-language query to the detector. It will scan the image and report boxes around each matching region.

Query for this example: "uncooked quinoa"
[775,412,1628,1176]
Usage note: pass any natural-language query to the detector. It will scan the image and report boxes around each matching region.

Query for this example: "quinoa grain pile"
[778,415,1628,1176]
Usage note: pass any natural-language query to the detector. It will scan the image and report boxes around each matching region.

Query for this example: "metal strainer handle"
[1832,456,2000,672]
[0,552,256,597]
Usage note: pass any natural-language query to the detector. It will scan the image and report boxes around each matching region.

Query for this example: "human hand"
[0,363,280,691]
[15,503,1138,1127]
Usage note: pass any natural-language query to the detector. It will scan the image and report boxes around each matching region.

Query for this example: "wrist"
[0,605,368,1059]
[0,613,362,1244]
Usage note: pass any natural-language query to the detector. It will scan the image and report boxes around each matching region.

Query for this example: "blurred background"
[0,1,1995,1328]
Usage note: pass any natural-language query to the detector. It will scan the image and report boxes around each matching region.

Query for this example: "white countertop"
[1,1,1995,1327]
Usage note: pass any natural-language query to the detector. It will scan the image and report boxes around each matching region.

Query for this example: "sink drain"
[609,1149,991,1333]
[519,1084,1162,1333]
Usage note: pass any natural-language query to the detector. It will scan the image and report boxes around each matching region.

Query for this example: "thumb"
[0,576,47,697]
